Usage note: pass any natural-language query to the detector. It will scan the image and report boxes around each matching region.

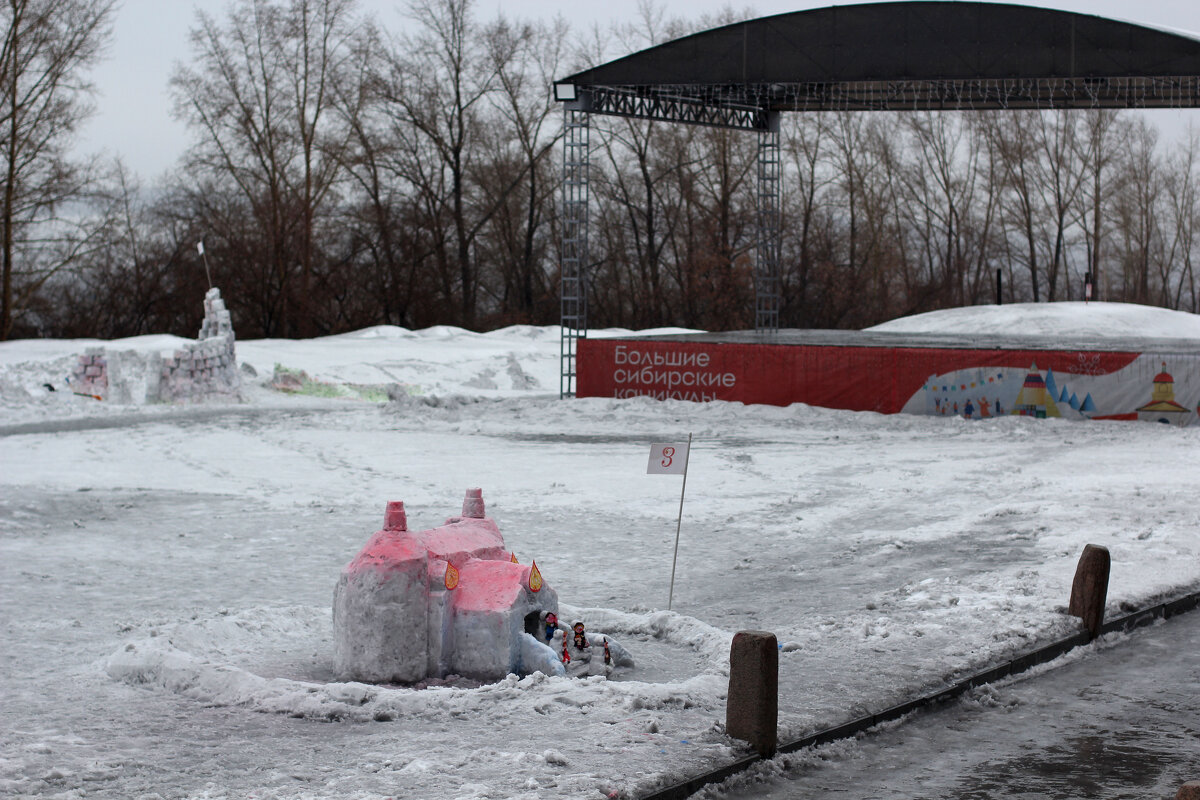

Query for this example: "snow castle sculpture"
[158,287,241,402]
[332,489,565,683]
[69,287,241,404]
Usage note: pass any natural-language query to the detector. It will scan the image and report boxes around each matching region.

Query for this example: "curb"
[640,588,1200,800]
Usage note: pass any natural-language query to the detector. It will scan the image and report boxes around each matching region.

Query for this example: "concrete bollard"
[726,630,778,757]
[1068,544,1110,639]
[1177,781,1200,800]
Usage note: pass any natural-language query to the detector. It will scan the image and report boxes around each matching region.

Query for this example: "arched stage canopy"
[555,1,1200,130]
[552,2,1200,397]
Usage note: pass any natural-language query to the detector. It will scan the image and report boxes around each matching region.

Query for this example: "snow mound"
[868,301,1200,339]
[103,605,731,721]
[590,326,703,338]
[323,325,415,340]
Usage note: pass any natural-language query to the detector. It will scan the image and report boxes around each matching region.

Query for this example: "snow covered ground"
[2,302,1199,799]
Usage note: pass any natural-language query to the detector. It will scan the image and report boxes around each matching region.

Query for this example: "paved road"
[714,611,1200,800]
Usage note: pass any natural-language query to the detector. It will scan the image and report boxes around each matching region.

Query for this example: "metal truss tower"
[755,115,782,332]
[560,109,590,398]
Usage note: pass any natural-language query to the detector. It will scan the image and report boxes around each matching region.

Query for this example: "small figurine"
[544,612,558,643]
[603,638,611,665]
[561,635,571,665]
[572,621,589,650]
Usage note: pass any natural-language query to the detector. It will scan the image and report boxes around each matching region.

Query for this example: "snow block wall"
[332,490,561,683]
[69,288,241,404]
[158,288,240,403]
[70,348,109,398]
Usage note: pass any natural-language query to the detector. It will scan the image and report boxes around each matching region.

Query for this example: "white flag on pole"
[647,442,689,475]
[647,435,693,610]
[197,240,205,256]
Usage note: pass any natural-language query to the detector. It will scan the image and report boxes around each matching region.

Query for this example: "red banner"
[579,337,1142,414]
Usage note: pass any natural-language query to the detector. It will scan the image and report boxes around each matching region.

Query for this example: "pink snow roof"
[348,530,426,572]
[345,514,513,579]
[417,517,509,568]
[453,560,533,612]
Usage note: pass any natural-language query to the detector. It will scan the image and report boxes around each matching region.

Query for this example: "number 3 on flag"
[647,442,688,475]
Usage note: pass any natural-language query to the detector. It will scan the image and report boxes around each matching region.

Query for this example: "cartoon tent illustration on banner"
[1011,363,1061,419]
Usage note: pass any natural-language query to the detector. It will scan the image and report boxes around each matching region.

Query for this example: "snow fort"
[69,287,241,404]
[333,489,571,683]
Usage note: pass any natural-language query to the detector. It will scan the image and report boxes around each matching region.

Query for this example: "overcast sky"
[81,0,1200,181]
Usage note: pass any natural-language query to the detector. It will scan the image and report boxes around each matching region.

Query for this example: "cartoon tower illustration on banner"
[1011,363,1061,419]
[1136,363,1191,426]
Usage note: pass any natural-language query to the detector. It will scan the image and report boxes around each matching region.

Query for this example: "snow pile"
[869,301,1200,339]
[239,324,562,400]
[103,604,723,722]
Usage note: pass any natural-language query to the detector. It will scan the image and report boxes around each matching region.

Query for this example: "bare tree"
[0,0,115,339]
[1110,119,1162,304]
[1076,110,1123,302]
[985,112,1046,302]
[823,112,899,326]
[331,20,423,326]
[895,111,994,309]
[379,0,498,328]
[1163,127,1200,311]
[44,160,201,338]
[479,15,564,323]
[1031,111,1087,301]
[171,0,358,337]
[781,114,832,324]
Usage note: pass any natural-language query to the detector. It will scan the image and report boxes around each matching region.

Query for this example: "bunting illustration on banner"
[912,356,1199,426]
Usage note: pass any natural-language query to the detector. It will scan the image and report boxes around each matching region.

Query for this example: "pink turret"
[462,487,485,519]
[384,501,407,531]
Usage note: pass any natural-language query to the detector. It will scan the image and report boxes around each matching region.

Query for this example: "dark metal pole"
[560,107,589,398]
[755,113,782,332]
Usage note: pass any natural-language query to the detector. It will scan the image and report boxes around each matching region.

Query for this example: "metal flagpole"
[667,432,692,611]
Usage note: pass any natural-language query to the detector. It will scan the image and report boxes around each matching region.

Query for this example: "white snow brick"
[520,632,566,678]
[447,558,559,680]
[153,286,241,403]
[332,503,430,683]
